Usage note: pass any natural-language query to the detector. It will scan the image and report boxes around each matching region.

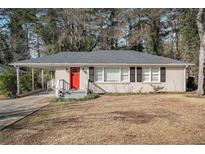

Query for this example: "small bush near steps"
[52,93,99,103]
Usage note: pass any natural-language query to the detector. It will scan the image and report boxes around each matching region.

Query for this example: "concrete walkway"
[0,91,54,130]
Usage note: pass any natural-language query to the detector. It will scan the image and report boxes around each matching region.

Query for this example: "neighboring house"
[11,50,193,98]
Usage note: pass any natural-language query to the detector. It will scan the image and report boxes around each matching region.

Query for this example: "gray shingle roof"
[11,50,190,66]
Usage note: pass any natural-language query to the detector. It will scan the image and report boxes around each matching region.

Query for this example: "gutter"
[10,62,195,68]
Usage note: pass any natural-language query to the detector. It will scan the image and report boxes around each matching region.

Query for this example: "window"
[94,68,103,82]
[94,67,130,83]
[142,68,151,82]
[71,67,79,73]
[151,68,160,82]
[104,68,120,82]
[142,67,160,83]
[121,68,129,82]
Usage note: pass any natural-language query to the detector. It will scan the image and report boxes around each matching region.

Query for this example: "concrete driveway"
[0,92,54,130]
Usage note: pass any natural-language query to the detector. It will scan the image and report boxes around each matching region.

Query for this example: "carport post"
[32,68,34,91]
[41,69,44,89]
[16,66,20,96]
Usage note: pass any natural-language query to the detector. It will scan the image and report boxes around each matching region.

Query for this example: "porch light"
[82,67,87,74]
[66,68,70,72]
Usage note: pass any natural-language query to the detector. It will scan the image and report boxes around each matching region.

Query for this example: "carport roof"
[10,50,192,67]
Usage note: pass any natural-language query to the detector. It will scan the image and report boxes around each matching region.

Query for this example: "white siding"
[55,66,186,93]
[55,68,70,83]
[80,67,89,90]
[95,66,186,93]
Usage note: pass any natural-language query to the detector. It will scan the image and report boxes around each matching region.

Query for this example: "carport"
[10,63,55,96]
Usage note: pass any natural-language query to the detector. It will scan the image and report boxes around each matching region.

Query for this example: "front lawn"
[1,93,205,144]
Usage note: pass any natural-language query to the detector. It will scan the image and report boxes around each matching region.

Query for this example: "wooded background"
[0,9,200,64]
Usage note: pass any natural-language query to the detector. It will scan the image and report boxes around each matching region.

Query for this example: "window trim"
[142,67,161,83]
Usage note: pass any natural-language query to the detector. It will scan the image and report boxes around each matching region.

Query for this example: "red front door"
[70,67,80,89]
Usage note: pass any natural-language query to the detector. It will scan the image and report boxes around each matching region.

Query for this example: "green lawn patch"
[0,135,11,144]
[33,120,47,125]
[42,109,59,116]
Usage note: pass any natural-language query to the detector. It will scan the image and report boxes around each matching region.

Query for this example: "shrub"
[150,84,164,93]
[0,70,17,97]
[0,70,33,97]
[53,93,99,103]
[19,71,32,94]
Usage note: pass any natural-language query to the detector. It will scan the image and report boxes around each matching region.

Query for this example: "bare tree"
[196,8,205,95]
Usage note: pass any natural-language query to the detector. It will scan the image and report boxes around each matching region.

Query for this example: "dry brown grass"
[1,93,205,144]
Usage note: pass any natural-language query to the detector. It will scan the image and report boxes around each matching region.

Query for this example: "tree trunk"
[197,42,205,95]
[37,33,40,57]
[150,17,161,55]
[175,27,180,60]
[196,8,205,96]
